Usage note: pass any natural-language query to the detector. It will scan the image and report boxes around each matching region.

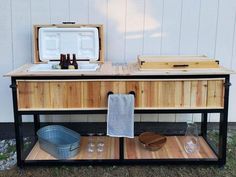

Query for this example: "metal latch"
[224,82,232,88]
[9,84,17,89]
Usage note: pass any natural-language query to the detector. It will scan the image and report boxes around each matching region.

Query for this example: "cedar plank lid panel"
[33,24,104,64]
[138,55,220,70]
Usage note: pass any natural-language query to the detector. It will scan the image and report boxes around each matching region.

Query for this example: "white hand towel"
[107,94,134,138]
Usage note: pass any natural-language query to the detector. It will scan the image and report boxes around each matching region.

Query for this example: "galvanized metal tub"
[37,125,80,159]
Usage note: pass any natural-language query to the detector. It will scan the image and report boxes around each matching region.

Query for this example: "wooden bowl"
[138,132,167,151]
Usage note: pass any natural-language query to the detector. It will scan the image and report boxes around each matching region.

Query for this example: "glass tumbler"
[184,122,200,154]
[97,133,105,152]
[87,133,95,153]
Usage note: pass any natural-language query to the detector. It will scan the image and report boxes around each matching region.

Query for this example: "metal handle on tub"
[70,144,79,151]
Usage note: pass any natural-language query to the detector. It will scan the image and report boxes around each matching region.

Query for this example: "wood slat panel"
[100,81,126,107]
[126,81,151,107]
[126,81,140,106]
[139,82,152,107]
[17,80,224,110]
[124,136,217,160]
[34,82,51,108]
[159,81,176,107]
[17,81,30,108]
[191,80,208,107]
[17,81,51,109]
[26,136,119,160]
[174,81,191,107]
[149,82,159,107]
[49,82,68,108]
[100,81,117,107]
[207,80,224,107]
[183,81,192,107]
[117,81,126,93]
[82,82,101,108]
[66,82,82,108]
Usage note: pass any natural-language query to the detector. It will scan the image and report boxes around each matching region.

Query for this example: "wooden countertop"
[4,62,234,77]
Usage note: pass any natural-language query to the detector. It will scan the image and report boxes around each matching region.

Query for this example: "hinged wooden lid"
[33,24,104,63]
[138,55,220,70]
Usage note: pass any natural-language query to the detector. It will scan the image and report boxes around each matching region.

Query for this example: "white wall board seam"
[196,0,202,55]
[88,0,90,24]
[230,11,236,69]
[49,0,52,23]
[124,0,128,63]
[160,0,164,55]
[106,0,110,62]
[10,0,14,70]
[106,0,108,61]
[178,0,184,55]
[141,0,146,55]
[213,0,220,58]
[29,0,33,63]
[68,0,71,21]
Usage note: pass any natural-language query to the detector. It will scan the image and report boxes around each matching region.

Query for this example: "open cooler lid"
[38,27,99,62]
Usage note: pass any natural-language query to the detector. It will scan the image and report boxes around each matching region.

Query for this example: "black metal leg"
[119,138,124,161]
[11,78,24,168]
[34,114,40,136]
[201,113,208,138]
[14,114,23,168]
[218,112,228,166]
[218,75,230,166]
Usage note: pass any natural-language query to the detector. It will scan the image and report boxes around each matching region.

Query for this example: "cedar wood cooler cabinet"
[6,24,233,167]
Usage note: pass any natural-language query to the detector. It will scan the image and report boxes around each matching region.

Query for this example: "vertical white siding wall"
[0,0,236,122]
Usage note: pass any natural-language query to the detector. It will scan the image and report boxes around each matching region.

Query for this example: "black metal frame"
[10,74,231,168]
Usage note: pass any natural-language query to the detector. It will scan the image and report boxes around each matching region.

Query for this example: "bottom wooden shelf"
[26,136,119,160]
[26,136,217,162]
[124,136,218,160]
